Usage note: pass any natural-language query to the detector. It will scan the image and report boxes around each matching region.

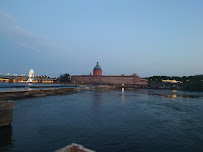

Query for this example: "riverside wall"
[0,88,77,100]
[0,100,16,127]
[0,85,120,101]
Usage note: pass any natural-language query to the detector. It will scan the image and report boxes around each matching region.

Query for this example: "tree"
[183,76,203,91]
[58,73,71,83]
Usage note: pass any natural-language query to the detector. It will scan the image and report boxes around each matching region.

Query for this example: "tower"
[93,62,102,76]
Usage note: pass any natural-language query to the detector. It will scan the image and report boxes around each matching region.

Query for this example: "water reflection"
[92,91,102,109]
[0,125,13,150]
[147,92,201,98]
[122,89,125,101]
[27,83,33,86]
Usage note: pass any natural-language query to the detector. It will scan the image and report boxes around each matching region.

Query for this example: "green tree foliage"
[147,75,203,91]
[183,76,203,91]
[58,73,71,83]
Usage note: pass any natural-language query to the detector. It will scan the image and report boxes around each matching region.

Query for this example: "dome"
[132,73,139,77]
[93,62,102,71]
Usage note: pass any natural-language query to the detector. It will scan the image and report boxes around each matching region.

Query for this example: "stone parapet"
[0,100,16,127]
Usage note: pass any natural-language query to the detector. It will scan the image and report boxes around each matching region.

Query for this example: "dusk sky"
[0,0,202,77]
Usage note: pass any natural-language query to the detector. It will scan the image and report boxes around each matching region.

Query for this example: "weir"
[0,88,76,100]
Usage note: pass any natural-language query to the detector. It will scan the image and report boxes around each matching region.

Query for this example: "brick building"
[71,62,148,85]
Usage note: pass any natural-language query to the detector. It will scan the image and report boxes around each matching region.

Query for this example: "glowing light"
[27,69,34,82]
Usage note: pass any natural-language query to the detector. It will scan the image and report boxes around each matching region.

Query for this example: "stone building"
[71,62,148,85]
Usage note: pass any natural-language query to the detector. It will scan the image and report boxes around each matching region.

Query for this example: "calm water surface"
[1,89,203,152]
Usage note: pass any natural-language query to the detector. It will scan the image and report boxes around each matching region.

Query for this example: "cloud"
[0,11,69,53]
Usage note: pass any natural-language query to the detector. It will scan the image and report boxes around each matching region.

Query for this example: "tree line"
[147,75,203,91]
[58,73,71,83]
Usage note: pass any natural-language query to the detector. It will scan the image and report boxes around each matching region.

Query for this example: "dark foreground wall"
[0,100,16,127]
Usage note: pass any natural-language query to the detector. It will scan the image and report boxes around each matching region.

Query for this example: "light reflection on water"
[0,89,203,152]
[172,90,177,93]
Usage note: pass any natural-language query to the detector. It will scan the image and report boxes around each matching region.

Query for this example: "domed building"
[93,62,102,76]
[71,62,148,86]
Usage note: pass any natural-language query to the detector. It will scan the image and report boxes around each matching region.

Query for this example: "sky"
[0,0,202,77]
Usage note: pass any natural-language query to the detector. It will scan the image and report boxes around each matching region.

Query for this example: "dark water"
[1,89,203,152]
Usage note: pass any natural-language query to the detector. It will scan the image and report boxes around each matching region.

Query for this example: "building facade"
[71,62,148,85]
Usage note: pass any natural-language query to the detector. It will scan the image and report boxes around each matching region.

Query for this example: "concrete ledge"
[0,100,16,127]
[55,143,95,152]
[0,88,76,100]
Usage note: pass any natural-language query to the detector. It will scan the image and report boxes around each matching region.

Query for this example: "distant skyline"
[0,0,202,77]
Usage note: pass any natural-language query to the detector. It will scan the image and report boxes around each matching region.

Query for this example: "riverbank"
[1,85,203,101]
[0,88,77,100]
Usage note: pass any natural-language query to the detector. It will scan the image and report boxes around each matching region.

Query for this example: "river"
[0,89,203,152]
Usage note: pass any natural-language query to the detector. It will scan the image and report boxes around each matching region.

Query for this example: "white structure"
[55,143,95,152]
[162,79,182,83]
[27,69,34,82]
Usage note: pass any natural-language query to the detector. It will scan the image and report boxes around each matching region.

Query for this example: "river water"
[0,89,203,152]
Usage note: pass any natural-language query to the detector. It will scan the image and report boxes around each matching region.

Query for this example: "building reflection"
[122,89,125,101]
[172,90,177,93]
[0,125,13,149]
[171,94,177,98]
[92,91,102,109]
